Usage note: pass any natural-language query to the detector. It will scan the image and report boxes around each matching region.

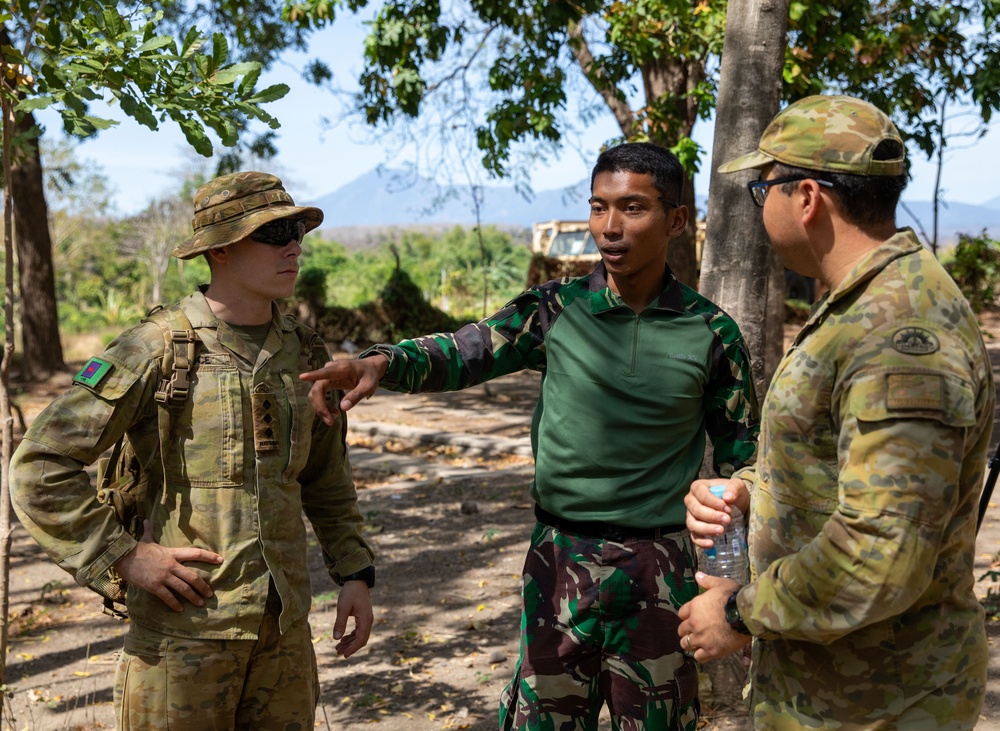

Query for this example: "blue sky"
[36,14,1000,217]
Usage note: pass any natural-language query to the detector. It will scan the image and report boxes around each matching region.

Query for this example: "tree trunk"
[700,0,789,399]
[11,110,64,379]
[0,44,18,693]
[697,0,790,727]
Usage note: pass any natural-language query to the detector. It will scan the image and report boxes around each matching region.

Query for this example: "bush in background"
[944,230,1000,313]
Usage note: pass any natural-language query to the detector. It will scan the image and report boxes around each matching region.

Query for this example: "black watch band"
[725,590,751,636]
[339,566,376,588]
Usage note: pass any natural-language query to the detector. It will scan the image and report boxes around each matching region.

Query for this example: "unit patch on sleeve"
[74,358,113,388]
[890,327,940,355]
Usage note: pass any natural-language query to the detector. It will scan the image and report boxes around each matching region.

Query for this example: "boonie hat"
[172,171,323,259]
[718,95,905,177]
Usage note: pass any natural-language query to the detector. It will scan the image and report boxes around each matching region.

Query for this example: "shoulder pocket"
[849,370,976,427]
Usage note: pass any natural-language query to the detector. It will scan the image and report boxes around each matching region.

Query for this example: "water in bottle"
[696,484,749,583]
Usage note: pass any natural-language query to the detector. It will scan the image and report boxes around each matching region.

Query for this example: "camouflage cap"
[171,171,323,260]
[718,95,905,177]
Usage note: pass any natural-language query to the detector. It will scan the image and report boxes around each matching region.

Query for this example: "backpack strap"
[147,306,198,409]
[142,305,201,505]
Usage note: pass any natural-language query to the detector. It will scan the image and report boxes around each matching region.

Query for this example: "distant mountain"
[981,195,1000,211]
[308,168,592,231]
[896,200,1000,244]
[308,167,999,247]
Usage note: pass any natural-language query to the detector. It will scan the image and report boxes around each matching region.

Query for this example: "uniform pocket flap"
[849,371,976,427]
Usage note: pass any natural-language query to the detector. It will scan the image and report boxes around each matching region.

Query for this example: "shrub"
[945,230,1000,312]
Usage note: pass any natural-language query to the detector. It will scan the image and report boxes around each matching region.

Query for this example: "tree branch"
[567,19,634,137]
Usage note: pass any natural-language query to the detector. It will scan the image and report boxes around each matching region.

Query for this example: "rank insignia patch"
[74,358,113,388]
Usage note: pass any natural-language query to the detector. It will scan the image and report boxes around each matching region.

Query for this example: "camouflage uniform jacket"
[734,229,994,729]
[11,291,374,640]
[363,262,759,528]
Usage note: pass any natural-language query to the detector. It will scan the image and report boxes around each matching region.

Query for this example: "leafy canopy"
[1,1,290,156]
[282,0,999,177]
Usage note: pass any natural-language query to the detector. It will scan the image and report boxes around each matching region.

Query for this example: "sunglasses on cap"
[250,218,307,247]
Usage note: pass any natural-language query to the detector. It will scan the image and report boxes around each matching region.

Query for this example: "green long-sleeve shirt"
[363,262,759,528]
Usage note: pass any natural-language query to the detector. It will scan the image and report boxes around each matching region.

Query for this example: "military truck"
[525,218,814,302]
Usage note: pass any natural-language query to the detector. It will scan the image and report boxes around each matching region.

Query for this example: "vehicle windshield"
[548,230,597,256]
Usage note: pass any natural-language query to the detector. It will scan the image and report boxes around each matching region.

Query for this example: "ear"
[207,246,229,266]
[798,180,827,227]
[668,205,689,238]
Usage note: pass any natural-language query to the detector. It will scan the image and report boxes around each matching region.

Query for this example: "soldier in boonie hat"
[10,167,375,729]
[172,171,323,259]
[718,94,904,176]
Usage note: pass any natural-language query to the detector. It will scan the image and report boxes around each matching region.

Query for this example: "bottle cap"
[710,484,727,499]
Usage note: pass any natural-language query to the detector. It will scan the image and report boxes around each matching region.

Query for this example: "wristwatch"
[338,566,376,588]
[725,590,751,635]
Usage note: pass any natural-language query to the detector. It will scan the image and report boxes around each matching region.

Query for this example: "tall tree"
[697,1,789,722]
[702,0,790,394]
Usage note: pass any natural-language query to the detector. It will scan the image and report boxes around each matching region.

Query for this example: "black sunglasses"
[250,218,307,247]
[747,175,834,207]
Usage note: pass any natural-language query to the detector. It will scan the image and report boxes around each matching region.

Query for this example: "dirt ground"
[4,312,1000,730]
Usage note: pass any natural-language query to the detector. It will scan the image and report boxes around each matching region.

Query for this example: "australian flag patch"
[74,358,113,388]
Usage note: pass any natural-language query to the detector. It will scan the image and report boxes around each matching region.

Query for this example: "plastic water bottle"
[696,484,749,583]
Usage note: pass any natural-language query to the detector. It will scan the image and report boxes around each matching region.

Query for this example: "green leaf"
[136,35,174,54]
[178,117,213,156]
[212,32,229,70]
[246,83,290,104]
[238,65,261,97]
[211,62,260,85]
[16,96,55,113]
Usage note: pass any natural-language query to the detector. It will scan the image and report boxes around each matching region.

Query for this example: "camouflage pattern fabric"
[115,590,318,730]
[171,171,324,260]
[732,229,994,729]
[499,522,701,731]
[363,260,759,528]
[11,289,374,640]
[718,95,905,177]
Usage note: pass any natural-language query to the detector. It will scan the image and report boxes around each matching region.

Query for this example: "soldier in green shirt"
[303,143,760,731]
[678,95,994,730]
[11,172,375,730]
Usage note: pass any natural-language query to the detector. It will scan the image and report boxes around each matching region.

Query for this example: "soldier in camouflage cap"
[11,171,374,729]
[299,142,761,730]
[679,94,994,730]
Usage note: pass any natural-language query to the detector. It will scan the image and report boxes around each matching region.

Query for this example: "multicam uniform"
[11,290,374,729]
[363,262,759,730]
[733,230,994,729]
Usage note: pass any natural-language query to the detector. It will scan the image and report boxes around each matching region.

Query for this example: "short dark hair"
[773,139,908,232]
[591,142,684,215]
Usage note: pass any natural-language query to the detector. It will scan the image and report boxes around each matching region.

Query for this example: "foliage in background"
[981,551,1000,620]
[943,230,1000,312]
[299,225,532,320]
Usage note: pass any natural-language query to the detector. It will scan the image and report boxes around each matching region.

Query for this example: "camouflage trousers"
[113,595,318,730]
[500,521,701,731]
